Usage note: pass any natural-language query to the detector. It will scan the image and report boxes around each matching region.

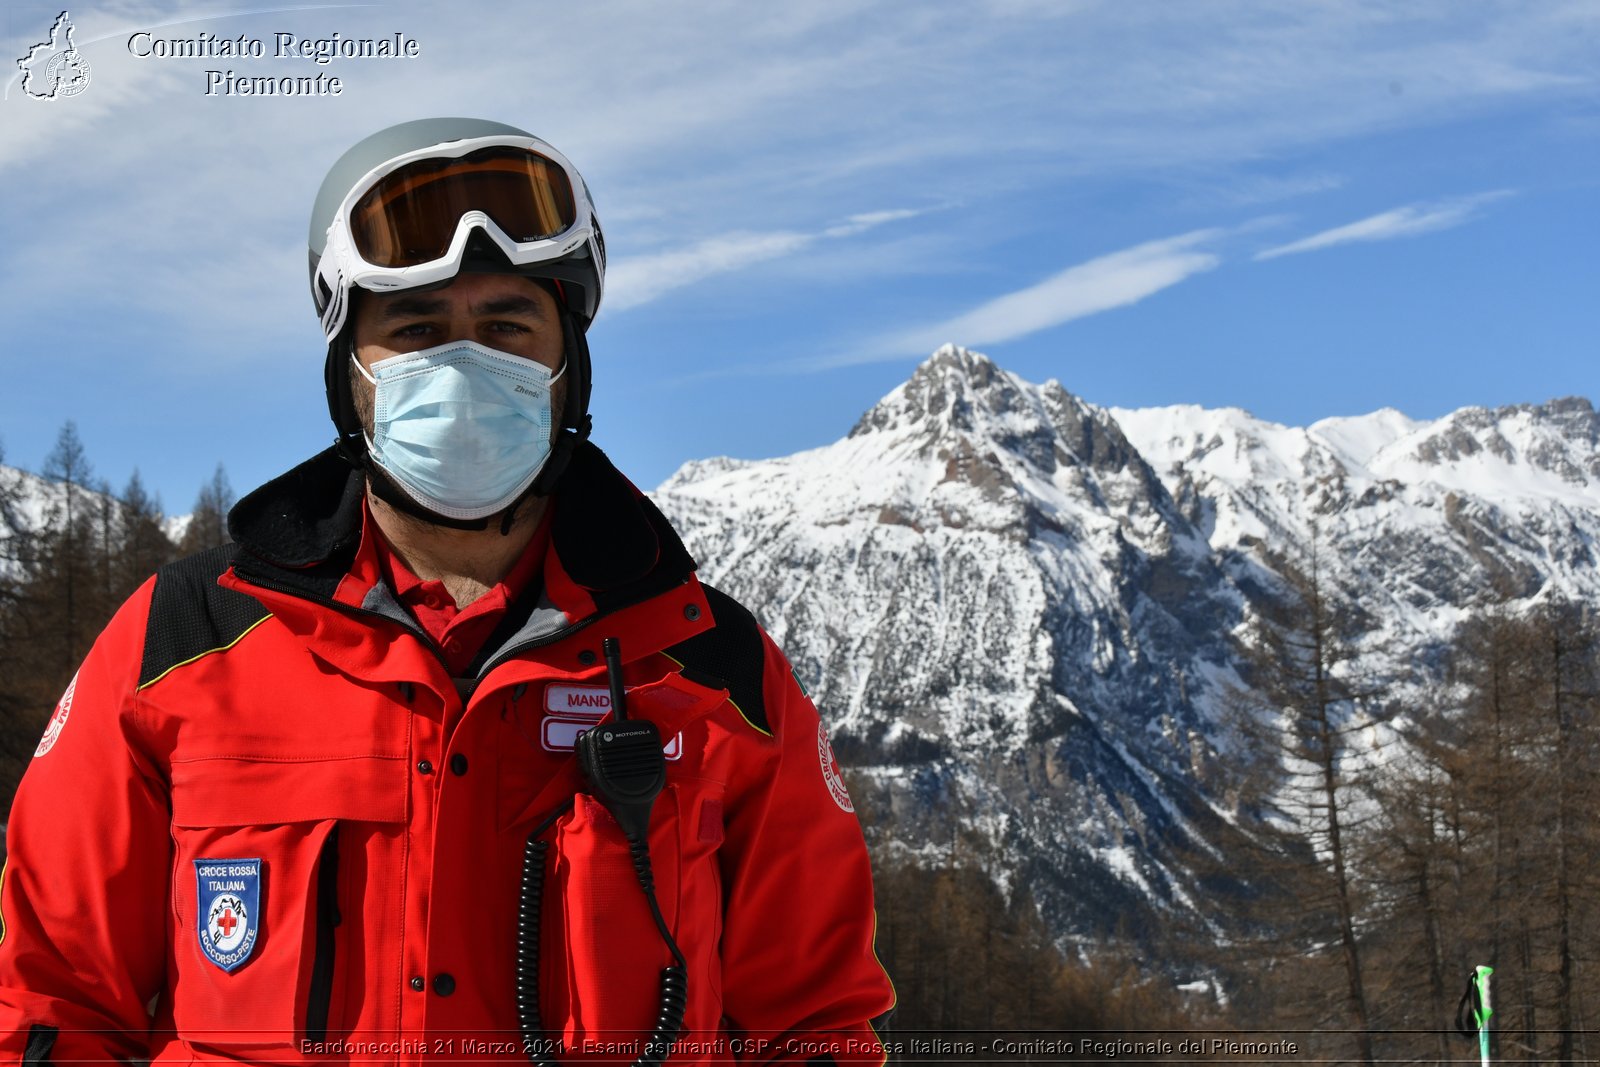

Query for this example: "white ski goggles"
[315,135,597,337]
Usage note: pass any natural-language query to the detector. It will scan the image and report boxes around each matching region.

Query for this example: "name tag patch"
[195,858,262,973]
[542,684,682,760]
[546,684,616,715]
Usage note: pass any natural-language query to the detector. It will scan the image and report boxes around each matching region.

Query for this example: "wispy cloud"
[1254,191,1515,260]
[824,209,924,237]
[606,209,922,310]
[810,229,1222,369]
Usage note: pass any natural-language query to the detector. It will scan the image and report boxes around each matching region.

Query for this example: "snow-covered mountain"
[0,467,192,569]
[1110,390,1600,678]
[0,464,56,532]
[654,345,1600,948]
[0,465,59,579]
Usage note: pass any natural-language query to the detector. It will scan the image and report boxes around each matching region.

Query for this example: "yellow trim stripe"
[660,652,774,737]
[865,908,897,1067]
[137,614,272,691]
[726,696,772,738]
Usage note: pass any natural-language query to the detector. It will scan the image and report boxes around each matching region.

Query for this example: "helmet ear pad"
[529,297,592,497]
[326,323,365,468]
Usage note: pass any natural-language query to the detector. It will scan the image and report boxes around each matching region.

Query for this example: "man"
[0,119,894,1064]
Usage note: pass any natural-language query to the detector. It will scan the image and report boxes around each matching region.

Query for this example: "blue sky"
[2,0,1596,515]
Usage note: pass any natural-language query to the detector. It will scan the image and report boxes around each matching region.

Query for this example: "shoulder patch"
[33,671,77,757]
[817,724,855,812]
[139,544,271,690]
[665,584,770,736]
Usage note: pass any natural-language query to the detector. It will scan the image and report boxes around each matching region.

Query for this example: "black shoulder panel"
[139,544,271,690]
[665,584,770,736]
[22,1023,57,1065]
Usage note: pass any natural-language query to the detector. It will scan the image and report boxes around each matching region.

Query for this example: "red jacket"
[0,444,894,1064]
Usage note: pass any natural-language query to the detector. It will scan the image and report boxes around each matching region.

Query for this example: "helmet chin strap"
[328,292,594,536]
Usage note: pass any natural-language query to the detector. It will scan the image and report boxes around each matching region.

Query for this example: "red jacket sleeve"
[0,579,169,1063]
[718,632,895,1065]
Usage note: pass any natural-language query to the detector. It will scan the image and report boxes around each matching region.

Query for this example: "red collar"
[340,501,551,674]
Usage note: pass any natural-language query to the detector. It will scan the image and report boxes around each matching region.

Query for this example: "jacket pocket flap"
[171,755,408,827]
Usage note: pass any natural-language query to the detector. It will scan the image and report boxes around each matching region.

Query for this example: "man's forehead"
[360,274,557,319]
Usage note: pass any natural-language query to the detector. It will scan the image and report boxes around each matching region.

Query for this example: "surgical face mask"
[353,340,565,521]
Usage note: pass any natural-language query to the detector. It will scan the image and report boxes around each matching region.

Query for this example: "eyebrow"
[472,295,552,318]
[375,294,552,321]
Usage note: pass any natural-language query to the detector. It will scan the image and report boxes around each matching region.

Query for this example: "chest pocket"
[168,755,407,1054]
[537,782,727,1048]
[495,672,736,1045]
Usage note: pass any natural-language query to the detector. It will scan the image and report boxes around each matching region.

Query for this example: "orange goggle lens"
[348,146,578,268]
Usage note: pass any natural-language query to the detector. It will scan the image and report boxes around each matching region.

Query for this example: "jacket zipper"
[305,824,342,1044]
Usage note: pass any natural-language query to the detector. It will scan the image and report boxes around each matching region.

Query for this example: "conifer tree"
[1527,601,1597,1064]
[1353,716,1466,1063]
[178,464,234,555]
[1350,601,1600,1063]
[39,421,95,672]
[1451,605,1541,1060]
[1220,538,1381,1066]
[0,425,112,812]
[0,440,32,782]
[117,470,176,589]
[0,439,25,572]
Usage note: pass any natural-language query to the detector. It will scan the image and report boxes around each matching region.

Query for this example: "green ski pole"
[1473,965,1493,1066]
[1455,964,1494,1065]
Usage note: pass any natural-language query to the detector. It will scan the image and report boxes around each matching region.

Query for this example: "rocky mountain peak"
[848,344,1015,439]
[849,345,1151,477]
[830,346,1188,549]
[1393,396,1600,487]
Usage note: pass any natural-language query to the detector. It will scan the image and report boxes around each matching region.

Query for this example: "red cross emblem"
[196,864,261,972]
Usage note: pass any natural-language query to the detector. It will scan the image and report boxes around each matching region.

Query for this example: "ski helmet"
[308,118,603,511]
